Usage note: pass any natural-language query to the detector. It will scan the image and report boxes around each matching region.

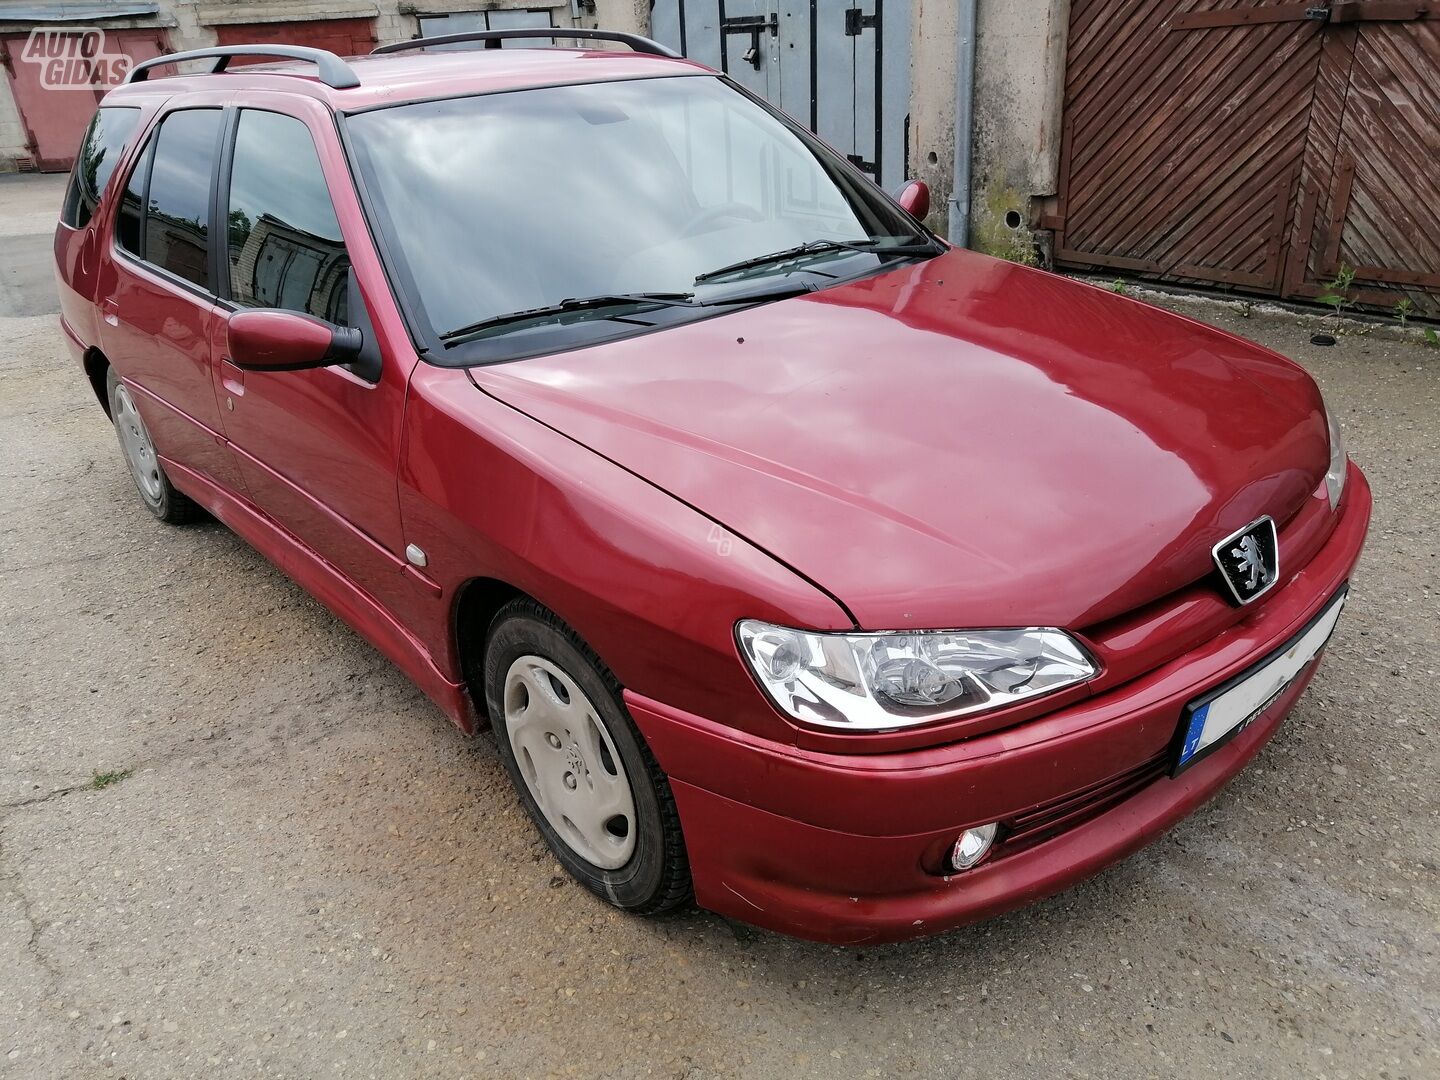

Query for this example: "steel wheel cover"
[112,383,164,504]
[503,655,637,869]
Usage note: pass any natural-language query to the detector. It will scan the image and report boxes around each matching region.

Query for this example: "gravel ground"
[1,172,1436,1079]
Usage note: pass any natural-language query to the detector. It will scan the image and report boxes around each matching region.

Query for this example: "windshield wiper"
[441,292,696,343]
[693,237,941,285]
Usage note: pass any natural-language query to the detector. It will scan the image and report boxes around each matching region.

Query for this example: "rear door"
[100,101,242,491]
[210,96,416,608]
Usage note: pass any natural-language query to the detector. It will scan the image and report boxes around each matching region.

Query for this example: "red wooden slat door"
[1054,0,1326,290]
[1285,13,1440,313]
[1054,1,1440,315]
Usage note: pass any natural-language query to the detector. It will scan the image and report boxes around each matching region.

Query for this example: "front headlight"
[736,620,1098,731]
[1324,397,1348,511]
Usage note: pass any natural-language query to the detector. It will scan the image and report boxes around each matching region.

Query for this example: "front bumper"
[626,466,1371,944]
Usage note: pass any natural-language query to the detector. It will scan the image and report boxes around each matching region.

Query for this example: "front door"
[210,98,415,610]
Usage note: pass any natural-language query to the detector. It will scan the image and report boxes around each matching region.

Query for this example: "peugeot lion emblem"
[1213,516,1280,606]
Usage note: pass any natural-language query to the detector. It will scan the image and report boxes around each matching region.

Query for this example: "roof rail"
[124,45,361,89]
[372,28,682,59]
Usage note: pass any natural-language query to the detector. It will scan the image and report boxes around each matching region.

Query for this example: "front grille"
[998,751,1170,855]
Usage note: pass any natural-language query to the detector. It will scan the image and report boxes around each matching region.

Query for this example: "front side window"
[224,110,349,323]
[62,106,140,229]
[116,109,222,291]
[345,75,937,362]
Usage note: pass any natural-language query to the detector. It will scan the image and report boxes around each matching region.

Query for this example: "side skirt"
[162,455,480,734]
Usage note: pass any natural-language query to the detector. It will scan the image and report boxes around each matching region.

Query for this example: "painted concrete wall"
[0,61,25,166]
[907,0,959,238]
[967,0,1069,263]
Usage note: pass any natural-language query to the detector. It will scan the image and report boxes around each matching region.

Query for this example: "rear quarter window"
[113,108,223,292]
[144,110,222,290]
[61,106,141,230]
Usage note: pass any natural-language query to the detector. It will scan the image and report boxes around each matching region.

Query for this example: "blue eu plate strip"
[1180,704,1209,765]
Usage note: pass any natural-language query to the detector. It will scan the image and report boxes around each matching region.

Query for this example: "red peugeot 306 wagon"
[54,31,1369,944]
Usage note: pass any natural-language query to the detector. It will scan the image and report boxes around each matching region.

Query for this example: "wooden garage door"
[1052,0,1440,316]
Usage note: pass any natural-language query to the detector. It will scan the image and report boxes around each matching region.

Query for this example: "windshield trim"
[338,73,945,369]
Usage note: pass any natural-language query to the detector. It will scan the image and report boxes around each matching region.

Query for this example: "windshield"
[344,75,938,362]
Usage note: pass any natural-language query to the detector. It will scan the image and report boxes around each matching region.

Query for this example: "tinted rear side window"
[224,110,349,323]
[61,106,140,229]
[140,109,222,290]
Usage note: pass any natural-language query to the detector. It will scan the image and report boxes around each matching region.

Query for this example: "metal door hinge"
[1328,1,1430,21]
[1306,1,1430,22]
[845,8,879,35]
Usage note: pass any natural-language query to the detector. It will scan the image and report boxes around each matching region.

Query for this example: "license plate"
[1172,588,1348,774]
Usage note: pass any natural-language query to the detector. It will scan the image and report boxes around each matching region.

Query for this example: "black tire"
[105,368,203,525]
[483,598,692,914]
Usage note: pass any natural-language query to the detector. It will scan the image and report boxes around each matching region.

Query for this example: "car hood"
[468,250,1328,630]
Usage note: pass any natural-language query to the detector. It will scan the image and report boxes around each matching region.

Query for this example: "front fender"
[394,362,850,745]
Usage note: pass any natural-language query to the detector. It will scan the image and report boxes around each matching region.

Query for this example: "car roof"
[102,47,714,111]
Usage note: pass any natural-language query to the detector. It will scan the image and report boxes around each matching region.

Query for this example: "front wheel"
[483,599,691,914]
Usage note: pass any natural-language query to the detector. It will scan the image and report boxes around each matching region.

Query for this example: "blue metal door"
[650,1,911,190]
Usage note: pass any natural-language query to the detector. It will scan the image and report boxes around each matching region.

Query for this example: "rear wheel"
[106,368,202,525]
[483,598,691,913]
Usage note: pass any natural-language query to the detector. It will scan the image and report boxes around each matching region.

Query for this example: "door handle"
[219,358,245,400]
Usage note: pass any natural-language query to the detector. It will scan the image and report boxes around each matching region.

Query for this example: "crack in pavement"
[0,782,91,811]
[0,827,66,995]
[0,825,121,1074]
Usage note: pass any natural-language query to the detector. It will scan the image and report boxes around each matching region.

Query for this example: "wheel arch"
[83,347,112,417]
[452,575,528,727]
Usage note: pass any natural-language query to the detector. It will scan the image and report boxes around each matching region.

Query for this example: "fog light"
[950,824,998,871]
